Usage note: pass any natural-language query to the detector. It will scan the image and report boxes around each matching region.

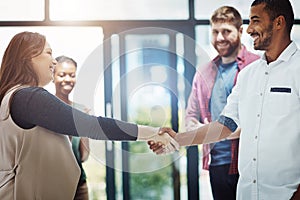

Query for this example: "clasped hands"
[147,127,179,155]
[137,125,179,155]
[143,119,239,154]
[144,119,206,155]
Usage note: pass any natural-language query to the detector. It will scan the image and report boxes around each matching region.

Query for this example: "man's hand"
[148,127,179,155]
[137,126,179,154]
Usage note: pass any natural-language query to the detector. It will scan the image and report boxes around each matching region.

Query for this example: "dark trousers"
[209,164,239,200]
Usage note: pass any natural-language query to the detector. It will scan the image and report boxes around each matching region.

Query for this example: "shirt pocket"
[266,87,299,116]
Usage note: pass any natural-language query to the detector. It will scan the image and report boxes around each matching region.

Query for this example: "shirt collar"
[262,41,297,63]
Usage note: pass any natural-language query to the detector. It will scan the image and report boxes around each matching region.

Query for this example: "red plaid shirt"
[185,45,259,174]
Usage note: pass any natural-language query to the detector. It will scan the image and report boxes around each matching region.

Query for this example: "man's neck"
[221,56,236,64]
[265,38,291,64]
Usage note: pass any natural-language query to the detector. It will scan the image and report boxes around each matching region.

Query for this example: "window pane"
[50,0,188,20]
[291,0,300,18]
[124,34,174,199]
[195,0,252,19]
[0,0,44,21]
[292,25,300,46]
[195,0,300,19]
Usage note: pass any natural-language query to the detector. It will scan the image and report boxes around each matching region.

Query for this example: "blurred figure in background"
[54,55,90,200]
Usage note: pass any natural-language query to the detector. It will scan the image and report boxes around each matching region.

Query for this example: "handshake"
[137,125,180,155]
[137,119,237,155]
[137,119,207,155]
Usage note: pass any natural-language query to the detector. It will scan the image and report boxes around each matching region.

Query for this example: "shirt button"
[253,180,256,183]
[257,114,260,117]
[260,93,263,96]
[253,158,256,161]
[255,136,258,139]
[265,72,269,75]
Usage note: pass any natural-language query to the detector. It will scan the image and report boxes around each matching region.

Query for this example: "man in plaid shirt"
[185,6,259,200]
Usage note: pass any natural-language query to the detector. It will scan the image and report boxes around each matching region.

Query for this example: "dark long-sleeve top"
[9,87,138,140]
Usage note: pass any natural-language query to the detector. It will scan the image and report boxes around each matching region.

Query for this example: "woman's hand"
[148,127,179,155]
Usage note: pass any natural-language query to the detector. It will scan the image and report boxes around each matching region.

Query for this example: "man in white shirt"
[151,0,300,199]
[221,0,300,198]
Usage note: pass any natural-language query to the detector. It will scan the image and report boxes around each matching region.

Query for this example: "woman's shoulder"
[11,86,52,103]
[16,86,49,94]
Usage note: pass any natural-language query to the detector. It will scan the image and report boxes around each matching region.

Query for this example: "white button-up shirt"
[221,41,300,200]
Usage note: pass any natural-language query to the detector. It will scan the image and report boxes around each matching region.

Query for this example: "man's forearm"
[175,121,232,146]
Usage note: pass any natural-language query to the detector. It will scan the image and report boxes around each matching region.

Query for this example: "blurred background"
[0,0,299,199]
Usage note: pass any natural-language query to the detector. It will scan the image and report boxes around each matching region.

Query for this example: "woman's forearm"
[10,87,138,140]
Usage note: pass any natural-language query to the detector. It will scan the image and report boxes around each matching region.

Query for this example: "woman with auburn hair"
[0,31,178,200]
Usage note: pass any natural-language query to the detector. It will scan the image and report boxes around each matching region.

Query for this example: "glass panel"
[176,33,187,133]
[292,25,300,46]
[0,26,106,199]
[0,0,44,21]
[291,0,300,18]
[124,34,174,199]
[195,0,253,19]
[50,0,188,20]
[176,33,188,200]
[109,34,123,200]
[195,0,300,19]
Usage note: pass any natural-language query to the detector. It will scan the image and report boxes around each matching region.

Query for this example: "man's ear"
[239,25,243,34]
[275,15,285,29]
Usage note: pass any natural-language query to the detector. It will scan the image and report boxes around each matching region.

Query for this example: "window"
[195,0,252,19]
[50,0,189,20]
[0,0,44,21]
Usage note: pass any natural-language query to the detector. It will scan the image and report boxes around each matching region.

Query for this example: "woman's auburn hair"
[0,31,46,103]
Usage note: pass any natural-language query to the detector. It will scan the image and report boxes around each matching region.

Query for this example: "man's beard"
[254,24,273,50]
[215,38,240,57]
